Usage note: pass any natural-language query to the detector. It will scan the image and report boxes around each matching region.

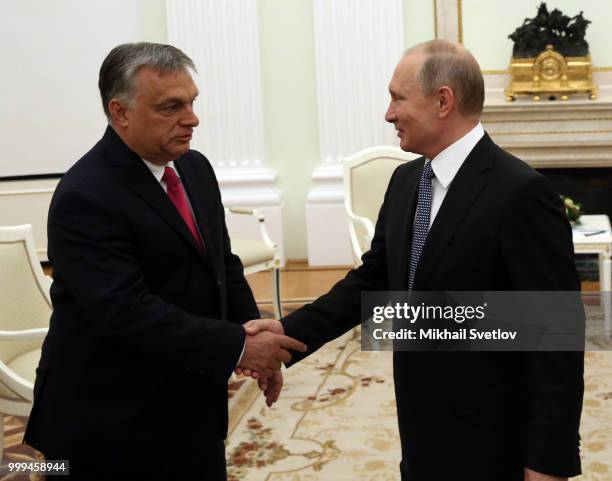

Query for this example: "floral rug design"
[226,328,612,481]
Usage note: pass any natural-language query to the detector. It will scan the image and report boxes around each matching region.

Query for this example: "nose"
[385,103,395,124]
[181,106,199,128]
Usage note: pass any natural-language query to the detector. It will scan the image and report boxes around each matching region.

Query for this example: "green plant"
[560,195,583,222]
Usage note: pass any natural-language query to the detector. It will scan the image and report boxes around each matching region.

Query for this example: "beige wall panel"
[403,0,436,49]
[258,0,320,260]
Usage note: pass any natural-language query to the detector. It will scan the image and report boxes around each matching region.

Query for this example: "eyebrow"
[157,92,199,107]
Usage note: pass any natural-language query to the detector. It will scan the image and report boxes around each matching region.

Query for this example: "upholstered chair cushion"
[231,239,274,267]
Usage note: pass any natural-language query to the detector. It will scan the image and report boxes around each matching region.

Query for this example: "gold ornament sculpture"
[505,3,597,101]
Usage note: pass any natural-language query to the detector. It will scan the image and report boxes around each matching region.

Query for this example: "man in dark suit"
[241,40,583,481]
[24,42,305,481]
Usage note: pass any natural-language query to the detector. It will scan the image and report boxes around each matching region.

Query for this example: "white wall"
[0,0,436,262]
[0,0,151,177]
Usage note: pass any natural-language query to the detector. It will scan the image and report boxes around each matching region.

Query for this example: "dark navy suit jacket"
[25,126,258,477]
[282,134,584,481]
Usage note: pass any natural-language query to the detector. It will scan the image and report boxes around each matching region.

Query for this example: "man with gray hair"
[242,40,583,481]
[23,42,304,480]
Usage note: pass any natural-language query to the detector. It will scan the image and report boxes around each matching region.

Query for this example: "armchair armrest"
[346,209,375,243]
[345,206,375,264]
[228,207,256,216]
[226,207,278,253]
[0,328,48,341]
[0,361,35,401]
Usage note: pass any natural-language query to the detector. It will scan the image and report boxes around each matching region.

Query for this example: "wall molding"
[217,166,281,207]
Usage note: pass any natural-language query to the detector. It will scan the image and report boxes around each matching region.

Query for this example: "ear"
[437,86,454,119]
[108,99,130,128]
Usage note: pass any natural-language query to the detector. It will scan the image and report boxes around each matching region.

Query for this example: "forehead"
[389,52,425,91]
[133,67,198,99]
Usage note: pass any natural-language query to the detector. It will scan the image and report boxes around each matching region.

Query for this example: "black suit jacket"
[24,126,259,476]
[282,134,584,481]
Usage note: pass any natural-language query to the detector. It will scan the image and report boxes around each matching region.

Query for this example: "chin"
[400,141,412,152]
[170,144,190,157]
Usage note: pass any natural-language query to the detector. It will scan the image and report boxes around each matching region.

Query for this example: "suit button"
[216,279,221,285]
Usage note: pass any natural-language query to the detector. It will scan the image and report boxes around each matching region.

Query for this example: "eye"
[158,103,179,115]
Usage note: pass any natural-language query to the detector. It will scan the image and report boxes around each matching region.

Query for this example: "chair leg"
[272,267,282,319]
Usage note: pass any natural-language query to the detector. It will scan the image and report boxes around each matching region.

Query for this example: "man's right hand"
[239,328,306,378]
[244,318,284,336]
[236,319,286,378]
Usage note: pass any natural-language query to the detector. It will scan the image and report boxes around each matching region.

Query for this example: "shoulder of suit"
[488,142,543,182]
[55,139,110,194]
[486,142,556,199]
[182,149,213,171]
[182,149,218,180]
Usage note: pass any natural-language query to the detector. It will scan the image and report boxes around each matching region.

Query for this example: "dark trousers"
[399,460,523,481]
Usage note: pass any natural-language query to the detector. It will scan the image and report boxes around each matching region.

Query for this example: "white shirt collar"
[427,122,484,189]
[141,159,177,184]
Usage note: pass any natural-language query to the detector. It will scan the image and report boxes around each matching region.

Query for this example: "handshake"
[235,319,306,408]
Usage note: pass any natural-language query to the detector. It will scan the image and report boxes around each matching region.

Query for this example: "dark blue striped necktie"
[408,161,434,290]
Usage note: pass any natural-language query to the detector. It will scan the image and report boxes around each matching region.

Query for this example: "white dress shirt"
[141,158,203,226]
[141,158,177,193]
[427,122,485,227]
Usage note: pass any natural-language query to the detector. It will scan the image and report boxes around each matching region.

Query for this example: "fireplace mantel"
[482,76,612,169]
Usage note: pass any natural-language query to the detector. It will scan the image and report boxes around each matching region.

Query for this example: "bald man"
[242,40,583,481]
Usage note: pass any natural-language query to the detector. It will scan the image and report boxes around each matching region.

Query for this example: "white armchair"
[343,146,420,266]
[226,208,282,319]
[0,225,51,460]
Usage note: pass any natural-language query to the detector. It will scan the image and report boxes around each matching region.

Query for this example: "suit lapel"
[102,126,212,268]
[175,157,223,275]
[413,134,494,289]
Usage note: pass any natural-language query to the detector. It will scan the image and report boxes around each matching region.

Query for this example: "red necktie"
[162,166,204,250]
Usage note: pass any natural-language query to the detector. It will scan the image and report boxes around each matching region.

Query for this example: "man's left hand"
[258,369,283,407]
[524,468,567,481]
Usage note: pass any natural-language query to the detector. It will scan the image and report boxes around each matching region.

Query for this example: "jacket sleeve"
[48,187,245,384]
[501,173,584,477]
[280,169,397,365]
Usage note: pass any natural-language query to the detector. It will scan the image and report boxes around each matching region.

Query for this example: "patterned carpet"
[2,309,612,480]
[225,327,612,481]
[226,328,400,481]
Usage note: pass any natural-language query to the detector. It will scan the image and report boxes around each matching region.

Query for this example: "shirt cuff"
[236,337,246,367]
